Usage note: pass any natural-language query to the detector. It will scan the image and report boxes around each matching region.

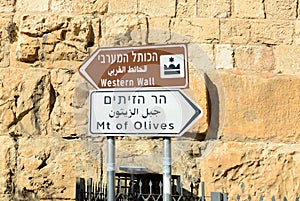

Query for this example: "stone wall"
[0,0,299,200]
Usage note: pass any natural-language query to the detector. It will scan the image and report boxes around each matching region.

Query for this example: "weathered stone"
[50,0,108,14]
[170,18,219,43]
[16,136,101,200]
[200,141,300,201]
[296,20,300,44]
[147,17,171,44]
[12,14,99,68]
[250,20,294,45]
[220,19,294,45]
[50,69,90,138]
[0,136,16,199]
[108,0,137,14]
[234,45,275,72]
[220,70,300,143]
[273,45,300,74]
[185,68,208,134]
[100,14,147,46]
[215,44,233,69]
[0,16,13,67]
[16,0,49,12]
[0,68,51,136]
[233,0,265,18]
[139,0,176,17]
[197,0,231,18]
[265,0,297,19]
[187,43,214,69]
[176,0,196,17]
[0,0,15,12]
[220,19,251,44]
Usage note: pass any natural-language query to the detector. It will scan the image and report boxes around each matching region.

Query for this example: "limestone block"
[197,0,231,18]
[176,0,196,17]
[250,20,294,45]
[0,136,16,198]
[170,18,219,43]
[215,44,233,69]
[0,0,15,12]
[50,0,108,14]
[0,68,51,136]
[147,17,171,44]
[108,0,137,14]
[185,68,208,134]
[296,21,300,44]
[220,19,294,45]
[16,0,49,12]
[139,0,176,17]
[274,45,300,74]
[187,43,214,69]
[234,45,275,72]
[0,16,13,67]
[220,70,300,143]
[220,19,251,44]
[265,0,297,19]
[50,69,90,138]
[233,0,265,18]
[12,14,99,68]
[201,141,300,200]
[16,136,101,200]
[100,14,147,46]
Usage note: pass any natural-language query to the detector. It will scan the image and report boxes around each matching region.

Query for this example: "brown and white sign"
[79,44,188,89]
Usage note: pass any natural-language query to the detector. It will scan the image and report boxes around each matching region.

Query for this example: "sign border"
[88,88,202,137]
[79,44,189,89]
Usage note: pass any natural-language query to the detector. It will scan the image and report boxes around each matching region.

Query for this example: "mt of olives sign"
[79,44,188,89]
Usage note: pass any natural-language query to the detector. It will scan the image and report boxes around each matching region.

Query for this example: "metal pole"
[163,137,171,201]
[107,136,115,201]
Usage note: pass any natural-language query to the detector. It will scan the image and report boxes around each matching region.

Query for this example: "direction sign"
[89,89,202,137]
[79,44,188,89]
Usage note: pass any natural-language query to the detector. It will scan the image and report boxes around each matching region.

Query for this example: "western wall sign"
[79,44,188,89]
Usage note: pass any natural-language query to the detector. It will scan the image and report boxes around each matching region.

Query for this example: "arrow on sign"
[89,89,202,137]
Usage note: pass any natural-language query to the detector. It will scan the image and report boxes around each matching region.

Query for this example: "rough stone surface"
[0,0,15,13]
[220,19,294,45]
[233,0,265,18]
[100,14,147,46]
[273,45,300,74]
[12,14,100,68]
[234,45,275,72]
[0,68,51,136]
[176,0,196,17]
[0,16,13,67]
[108,0,137,14]
[147,17,171,44]
[200,141,300,201]
[15,136,101,200]
[170,18,219,43]
[295,20,300,44]
[50,0,108,14]
[197,0,231,18]
[0,136,16,200]
[215,44,233,69]
[220,70,300,143]
[265,0,297,19]
[16,0,49,12]
[139,0,176,17]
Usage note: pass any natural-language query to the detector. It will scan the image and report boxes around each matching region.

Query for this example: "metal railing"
[76,176,205,201]
[76,177,299,201]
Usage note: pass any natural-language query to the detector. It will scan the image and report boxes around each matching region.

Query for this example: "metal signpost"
[79,44,203,201]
